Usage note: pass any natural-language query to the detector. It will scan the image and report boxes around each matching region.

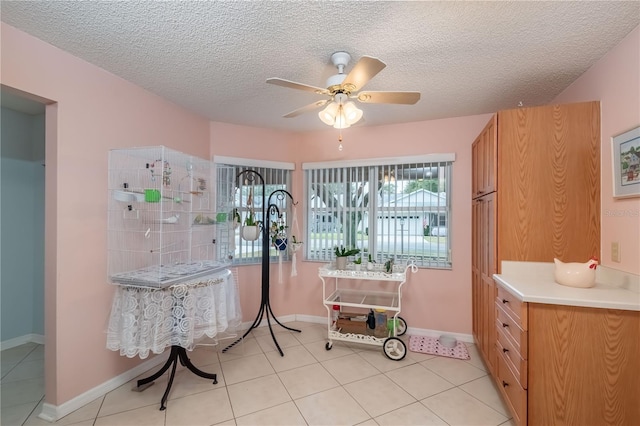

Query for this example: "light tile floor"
[1,322,516,425]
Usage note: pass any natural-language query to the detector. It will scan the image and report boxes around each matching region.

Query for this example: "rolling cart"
[318,259,417,360]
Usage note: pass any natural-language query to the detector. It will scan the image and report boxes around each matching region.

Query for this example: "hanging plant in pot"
[241,211,260,241]
[270,216,288,251]
[334,245,360,270]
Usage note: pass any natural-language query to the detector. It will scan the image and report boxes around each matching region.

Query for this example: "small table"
[107,268,240,410]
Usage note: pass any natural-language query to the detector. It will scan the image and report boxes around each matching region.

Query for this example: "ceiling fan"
[266,52,420,128]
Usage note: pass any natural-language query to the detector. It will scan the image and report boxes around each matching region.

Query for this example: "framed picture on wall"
[612,126,640,198]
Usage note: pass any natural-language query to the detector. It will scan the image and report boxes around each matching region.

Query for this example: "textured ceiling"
[2,1,639,132]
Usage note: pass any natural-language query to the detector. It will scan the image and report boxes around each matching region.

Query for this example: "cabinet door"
[472,193,497,373]
[472,136,483,198]
[481,192,497,372]
[481,116,497,195]
[497,102,600,263]
[528,304,640,425]
[471,200,481,342]
[472,115,497,198]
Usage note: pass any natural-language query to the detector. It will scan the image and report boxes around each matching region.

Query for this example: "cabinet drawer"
[496,351,527,426]
[496,326,527,388]
[496,305,528,356]
[496,285,527,330]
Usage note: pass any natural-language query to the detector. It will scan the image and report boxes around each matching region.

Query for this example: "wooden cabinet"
[471,101,601,421]
[495,282,640,426]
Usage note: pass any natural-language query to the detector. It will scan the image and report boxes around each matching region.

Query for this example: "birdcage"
[107,146,233,288]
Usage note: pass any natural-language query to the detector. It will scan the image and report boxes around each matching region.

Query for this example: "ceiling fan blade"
[266,78,329,95]
[356,91,421,105]
[340,56,386,92]
[283,99,330,118]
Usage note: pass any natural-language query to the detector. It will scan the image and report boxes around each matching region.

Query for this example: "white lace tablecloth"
[107,269,241,358]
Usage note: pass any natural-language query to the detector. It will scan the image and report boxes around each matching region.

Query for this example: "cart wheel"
[395,316,408,336]
[325,342,333,350]
[383,337,407,361]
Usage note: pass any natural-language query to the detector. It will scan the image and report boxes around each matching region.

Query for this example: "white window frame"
[303,154,454,269]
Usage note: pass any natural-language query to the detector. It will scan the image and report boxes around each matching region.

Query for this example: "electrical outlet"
[611,242,621,262]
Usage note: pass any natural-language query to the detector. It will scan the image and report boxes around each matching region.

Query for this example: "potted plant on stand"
[241,210,260,241]
[334,246,361,270]
[270,216,288,251]
[289,235,304,277]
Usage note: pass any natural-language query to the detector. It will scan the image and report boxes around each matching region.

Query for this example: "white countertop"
[493,261,640,311]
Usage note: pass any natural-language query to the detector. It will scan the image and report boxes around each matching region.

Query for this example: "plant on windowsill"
[334,246,360,270]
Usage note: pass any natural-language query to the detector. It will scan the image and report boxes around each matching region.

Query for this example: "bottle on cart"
[332,305,340,330]
[374,309,388,338]
[366,309,376,334]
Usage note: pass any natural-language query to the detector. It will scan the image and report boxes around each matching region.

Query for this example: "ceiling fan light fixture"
[319,102,339,126]
[319,100,362,129]
[343,101,363,123]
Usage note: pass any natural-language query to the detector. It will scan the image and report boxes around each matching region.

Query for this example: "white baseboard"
[405,327,474,343]
[0,333,45,350]
[38,355,165,422]
[294,314,326,325]
[36,317,472,421]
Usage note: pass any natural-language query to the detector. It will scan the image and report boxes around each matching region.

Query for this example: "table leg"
[135,345,217,410]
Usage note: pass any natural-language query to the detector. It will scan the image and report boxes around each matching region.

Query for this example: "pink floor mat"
[408,335,470,360]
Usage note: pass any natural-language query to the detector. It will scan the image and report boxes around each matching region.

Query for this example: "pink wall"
[2,23,212,405]
[553,26,640,274]
[210,117,492,335]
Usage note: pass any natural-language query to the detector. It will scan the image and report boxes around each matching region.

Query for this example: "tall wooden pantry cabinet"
[471,101,601,423]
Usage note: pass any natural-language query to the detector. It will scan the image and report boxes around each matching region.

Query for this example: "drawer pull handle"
[502,299,509,304]
[502,323,509,328]
[502,381,509,388]
[503,348,509,353]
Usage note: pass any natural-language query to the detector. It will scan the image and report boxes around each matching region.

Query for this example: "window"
[215,157,294,265]
[303,154,453,269]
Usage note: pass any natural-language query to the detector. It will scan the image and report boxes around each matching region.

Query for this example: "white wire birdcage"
[107,146,234,288]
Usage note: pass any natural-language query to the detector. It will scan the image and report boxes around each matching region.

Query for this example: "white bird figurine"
[554,257,598,288]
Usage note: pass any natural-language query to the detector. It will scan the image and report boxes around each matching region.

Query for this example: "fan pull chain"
[338,131,343,151]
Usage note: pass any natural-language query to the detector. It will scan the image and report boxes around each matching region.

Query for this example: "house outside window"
[214,157,294,265]
[303,154,454,269]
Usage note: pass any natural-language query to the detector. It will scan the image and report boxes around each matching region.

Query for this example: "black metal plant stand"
[223,170,301,356]
[135,345,217,410]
